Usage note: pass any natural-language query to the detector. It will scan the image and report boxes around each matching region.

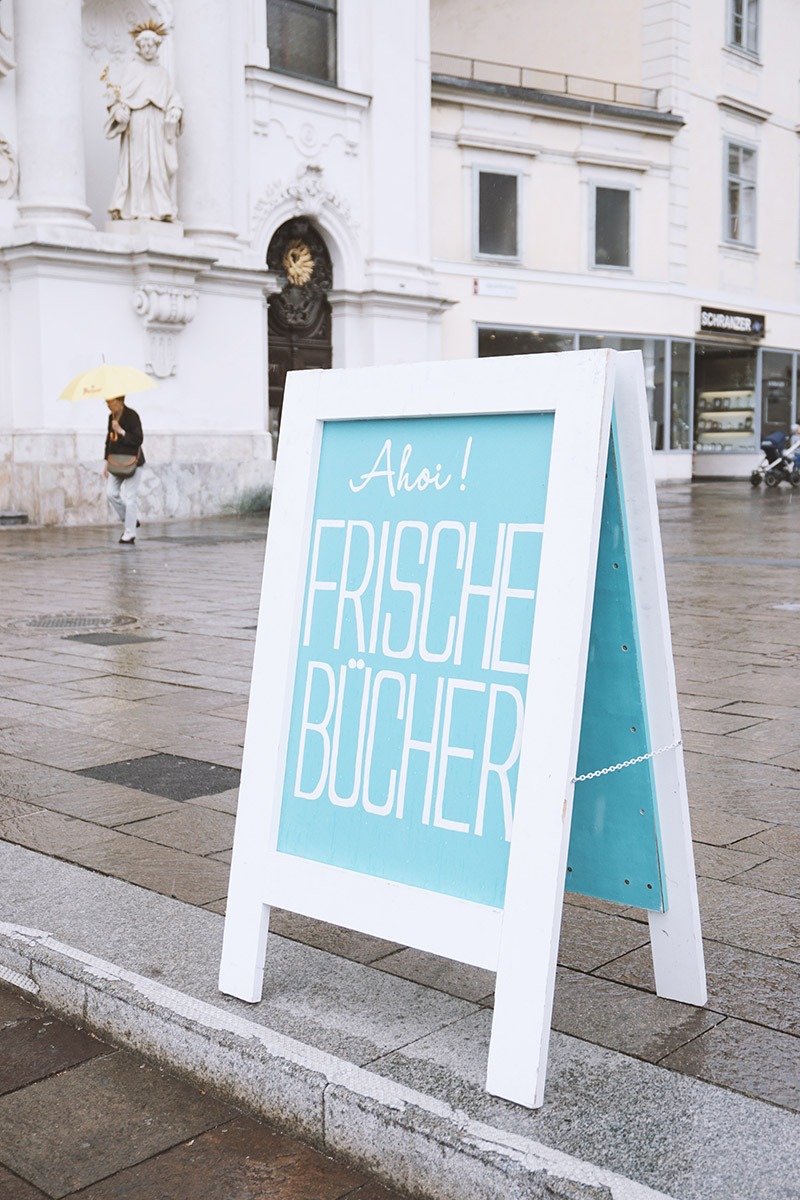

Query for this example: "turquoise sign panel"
[567,432,666,912]
[278,412,554,908]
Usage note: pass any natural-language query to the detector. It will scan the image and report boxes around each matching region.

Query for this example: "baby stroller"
[751,431,800,488]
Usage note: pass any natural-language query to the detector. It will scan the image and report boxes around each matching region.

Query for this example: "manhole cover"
[27,615,136,631]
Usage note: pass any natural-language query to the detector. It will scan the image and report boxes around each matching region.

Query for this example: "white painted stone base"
[0,431,274,525]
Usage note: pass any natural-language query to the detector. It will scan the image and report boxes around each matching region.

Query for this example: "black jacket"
[105,405,145,465]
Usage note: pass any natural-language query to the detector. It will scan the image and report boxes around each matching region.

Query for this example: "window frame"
[266,0,338,87]
[724,137,758,249]
[589,182,634,272]
[472,166,522,263]
[727,0,760,57]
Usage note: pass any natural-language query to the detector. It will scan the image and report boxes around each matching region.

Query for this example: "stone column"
[13,0,90,225]
[172,0,239,245]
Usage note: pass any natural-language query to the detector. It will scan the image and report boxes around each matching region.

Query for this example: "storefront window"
[670,341,692,450]
[478,328,575,357]
[694,343,757,452]
[760,351,793,441]
[579,335,665,448]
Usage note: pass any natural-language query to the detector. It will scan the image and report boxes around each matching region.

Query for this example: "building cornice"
[432,74,685,136]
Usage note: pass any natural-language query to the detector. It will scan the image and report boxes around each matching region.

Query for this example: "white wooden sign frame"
[219,349,706,1108]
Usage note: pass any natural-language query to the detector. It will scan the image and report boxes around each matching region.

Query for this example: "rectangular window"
[729,0,759,55]
[267,0,336,85]
[725,141,756,246]
[593,187,630,268]
[761,351,793,441]
[476,171,519,258]
[670,341,692,451]
[579,336,664,446]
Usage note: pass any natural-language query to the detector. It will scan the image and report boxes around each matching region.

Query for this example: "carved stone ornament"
[83,0,173,60]
[133,284,198,378]
[134,284,198,325]
[0,1,14,77]
[0,136,18,198]
[254,163,352,231]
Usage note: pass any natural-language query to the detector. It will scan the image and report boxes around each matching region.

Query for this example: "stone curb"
[0,921,673,1200]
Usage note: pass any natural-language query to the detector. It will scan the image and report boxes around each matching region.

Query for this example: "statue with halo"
[104,18,182,223]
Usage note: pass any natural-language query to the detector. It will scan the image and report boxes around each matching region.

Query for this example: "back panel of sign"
[566,430,666,912]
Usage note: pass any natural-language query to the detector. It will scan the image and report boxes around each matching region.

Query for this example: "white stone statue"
[104,19,182,222]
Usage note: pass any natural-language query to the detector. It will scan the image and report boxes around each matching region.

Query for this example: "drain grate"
[27,614,136,631]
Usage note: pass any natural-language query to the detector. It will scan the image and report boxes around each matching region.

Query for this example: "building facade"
[0,0,446,524]
[431,0,800,481]
[1,0,798,525]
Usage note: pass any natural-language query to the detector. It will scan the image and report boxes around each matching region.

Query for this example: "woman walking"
[105,395,144,544]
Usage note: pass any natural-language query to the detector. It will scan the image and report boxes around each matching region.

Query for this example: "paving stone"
[733,857,800,898]
[116,806,235,856]
[187,787,239,815]
[76,753,241,801]
[34,784,179,827]
[0,1052,234,1198]
[696,878,800,962]
[718,700,800,721]
[598,939,800,1036]
[688,807,774,847]
[0,1165,49,1200]
[734,824,800,858]
[373,948,495,1001]
[660,1017,800,1110]
[0,989,39,1030]
[0,660,102,686]
[68,1114,387,1200]
[268,909,404,965]
[149,736,244,768]
[682,730,778,763]
[723,717,800,755]
[551,968,723,1061]
[66,834,230,906]
[678,708,764,735]
[0,727,148,772]
[0,1017,113,1095]
[692,842,771,881]
[207,701,249,721]
[0,755,89,802]
[65,676,180,700]
[557,904,650,972]
[0,808,122,857]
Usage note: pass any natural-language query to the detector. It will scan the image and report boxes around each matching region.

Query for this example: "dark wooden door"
[266,220,333,439]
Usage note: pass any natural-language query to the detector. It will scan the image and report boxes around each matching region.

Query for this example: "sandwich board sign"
[219,349,706,1108]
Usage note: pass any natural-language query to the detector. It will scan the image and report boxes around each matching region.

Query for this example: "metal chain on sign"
[572,738,682,784]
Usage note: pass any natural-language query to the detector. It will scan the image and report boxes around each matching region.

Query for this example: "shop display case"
[694,388,756,451]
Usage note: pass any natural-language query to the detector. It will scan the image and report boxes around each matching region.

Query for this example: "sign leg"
[218,891,270,1003]
[648,749,707,1006]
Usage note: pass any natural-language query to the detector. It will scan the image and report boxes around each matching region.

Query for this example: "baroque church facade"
[2,0,800,523]
[0,0,446,524]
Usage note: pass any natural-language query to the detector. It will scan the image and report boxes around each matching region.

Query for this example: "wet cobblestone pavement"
[0,484,799,1186]
[0,983,400,1199]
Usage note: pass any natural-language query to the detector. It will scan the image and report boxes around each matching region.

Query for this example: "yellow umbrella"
[60,364,158,402]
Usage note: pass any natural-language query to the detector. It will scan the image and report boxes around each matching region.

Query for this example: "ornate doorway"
[267,218,333,438]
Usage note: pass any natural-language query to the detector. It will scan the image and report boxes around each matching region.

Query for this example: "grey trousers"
[106,468,142,539]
